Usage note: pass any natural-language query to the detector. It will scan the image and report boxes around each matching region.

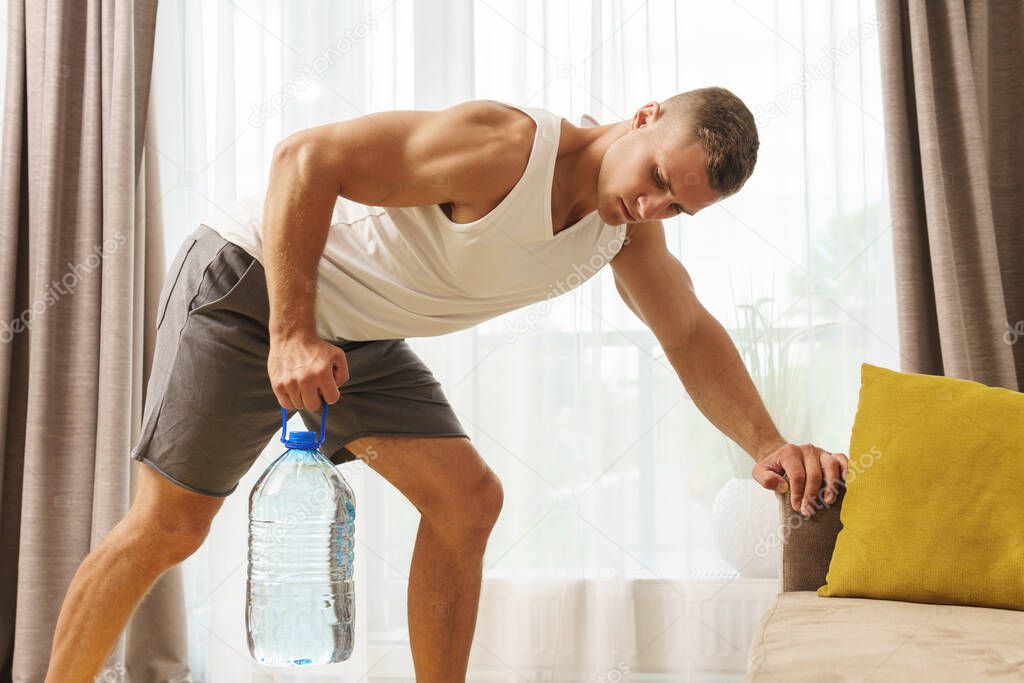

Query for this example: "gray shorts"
[130,224,468,497]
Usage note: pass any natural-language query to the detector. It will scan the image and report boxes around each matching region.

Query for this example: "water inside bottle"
[246,448,356,666]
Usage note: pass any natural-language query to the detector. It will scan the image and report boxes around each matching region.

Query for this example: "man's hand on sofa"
[752,443,849,517]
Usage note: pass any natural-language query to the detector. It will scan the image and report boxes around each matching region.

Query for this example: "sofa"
[745,485,1024,682]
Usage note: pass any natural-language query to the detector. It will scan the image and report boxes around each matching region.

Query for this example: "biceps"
[652,256,702,339]
[614,273,644,322]
[276,110,442,207]
[621,252,703,344]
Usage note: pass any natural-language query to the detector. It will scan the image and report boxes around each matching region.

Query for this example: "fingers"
[779,444,821,516]
[320,363,342,407]
[269,338,350,411]
[269,375,289,410]
[801,446,822,516]
[752,464,790,494]
[280,381,332,412]
[272,373,314,411]
[299,383,324,413]
[331,347,350,389]
[297,358,344,411]
[271,374,302,411]
[781,446,806,514]
[321,382,342,407]
[820,450,843,505]
[837,452,849,482]
[314,347,348,408]
[757,443,844,517]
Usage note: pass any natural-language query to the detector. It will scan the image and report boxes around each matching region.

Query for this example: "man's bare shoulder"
[426,100,537,207]
[445,99,535,136]
[291,99,538,210]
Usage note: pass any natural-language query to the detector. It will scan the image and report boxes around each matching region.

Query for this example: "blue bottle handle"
[280,399,327,448]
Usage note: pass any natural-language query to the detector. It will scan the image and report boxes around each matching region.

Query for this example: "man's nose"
[638,195,669,220]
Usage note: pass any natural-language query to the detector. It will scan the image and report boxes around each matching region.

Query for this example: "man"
[47,88,848,682]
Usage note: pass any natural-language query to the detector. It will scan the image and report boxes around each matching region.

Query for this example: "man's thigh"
[297,338,469,467]
[344,435,495,515]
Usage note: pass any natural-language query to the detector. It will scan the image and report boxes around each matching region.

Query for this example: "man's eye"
[655,169,664,187]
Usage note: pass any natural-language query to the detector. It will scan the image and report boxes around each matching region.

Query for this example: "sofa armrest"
[776,483,847,592]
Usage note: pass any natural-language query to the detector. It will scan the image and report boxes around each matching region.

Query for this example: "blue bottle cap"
[280,400,327,450]
[282,429,320,450]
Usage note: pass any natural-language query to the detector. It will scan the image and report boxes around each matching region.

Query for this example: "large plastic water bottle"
[246,401,356,666]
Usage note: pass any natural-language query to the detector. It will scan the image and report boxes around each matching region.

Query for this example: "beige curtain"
[0,1,189,681]
[877,0,1024,391]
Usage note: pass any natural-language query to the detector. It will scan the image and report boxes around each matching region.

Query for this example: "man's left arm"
[610,221,848,517]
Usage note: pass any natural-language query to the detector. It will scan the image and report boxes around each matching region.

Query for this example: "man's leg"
[346,434,503,683]
[45,462,225,683]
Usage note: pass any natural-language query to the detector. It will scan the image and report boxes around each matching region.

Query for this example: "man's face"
[597,104,723,225]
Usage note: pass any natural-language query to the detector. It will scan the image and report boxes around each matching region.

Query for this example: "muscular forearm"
[663,311,786,462]
[262,136,339,340]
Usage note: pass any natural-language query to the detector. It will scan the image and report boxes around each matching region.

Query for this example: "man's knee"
[465,469,504,533]
[432,467,504,548]
[122,504,216,569]
[121,463,226,568]
[353,435,503,546]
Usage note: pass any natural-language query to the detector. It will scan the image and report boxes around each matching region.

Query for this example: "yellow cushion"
[818,363,1024,611]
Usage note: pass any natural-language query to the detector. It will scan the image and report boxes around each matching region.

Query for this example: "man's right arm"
[262,101,528,411]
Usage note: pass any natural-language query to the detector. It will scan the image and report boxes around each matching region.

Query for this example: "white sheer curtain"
[146,1,895,680]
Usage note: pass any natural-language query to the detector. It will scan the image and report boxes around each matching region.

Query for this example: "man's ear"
[634,101,662,129]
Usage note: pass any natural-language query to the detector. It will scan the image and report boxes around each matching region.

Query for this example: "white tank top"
[201,102,628,342]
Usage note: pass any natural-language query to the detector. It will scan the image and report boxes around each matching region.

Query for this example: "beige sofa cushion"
[747,591,1024,682]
